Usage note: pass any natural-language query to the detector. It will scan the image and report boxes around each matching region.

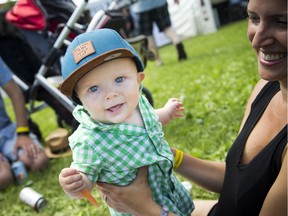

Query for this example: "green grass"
[0,20,259,215]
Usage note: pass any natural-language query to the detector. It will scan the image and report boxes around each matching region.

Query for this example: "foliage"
[0,0,16,10]
[0,20,258,215]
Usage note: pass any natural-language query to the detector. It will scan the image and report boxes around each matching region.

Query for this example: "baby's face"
[75,58,144,124]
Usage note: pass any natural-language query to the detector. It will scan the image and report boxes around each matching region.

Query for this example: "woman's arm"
[97,167,177,216]
[96,156,224,215]
[171,148,225,193]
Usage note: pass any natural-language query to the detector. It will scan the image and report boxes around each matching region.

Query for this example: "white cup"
[19,187,47,212]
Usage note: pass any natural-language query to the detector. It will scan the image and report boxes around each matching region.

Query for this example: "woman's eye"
[247,14,260,23]
[276,19,287,29]
[115,77,125,83]
[89,85,99,93]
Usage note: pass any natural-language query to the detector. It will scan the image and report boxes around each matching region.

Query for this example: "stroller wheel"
[142,86,154,107]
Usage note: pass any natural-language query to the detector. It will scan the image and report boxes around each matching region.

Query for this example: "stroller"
[0,0,155,132]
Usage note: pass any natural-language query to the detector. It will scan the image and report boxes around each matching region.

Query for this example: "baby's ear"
[137,72,145,83]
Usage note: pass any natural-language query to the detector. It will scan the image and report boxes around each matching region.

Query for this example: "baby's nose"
[105,92,118,100]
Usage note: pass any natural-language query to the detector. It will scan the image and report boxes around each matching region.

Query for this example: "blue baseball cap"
[60,29,144,96]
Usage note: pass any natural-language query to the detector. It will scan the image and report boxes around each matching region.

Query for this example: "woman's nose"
[250,22,274,49]
[105,92,118,100]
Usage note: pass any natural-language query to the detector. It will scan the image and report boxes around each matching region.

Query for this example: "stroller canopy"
[5,0,47,30]
[5,0,78,31]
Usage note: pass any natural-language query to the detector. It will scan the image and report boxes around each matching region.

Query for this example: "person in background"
[121,6,135,38]
[96,0,287,215]
[0,59,49,190]
[131,0,187,66]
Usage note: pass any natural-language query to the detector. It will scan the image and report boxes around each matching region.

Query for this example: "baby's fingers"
[175,105,185,116]
[60,167,79,177]
[59,169,85,192]
[59,168,83,186]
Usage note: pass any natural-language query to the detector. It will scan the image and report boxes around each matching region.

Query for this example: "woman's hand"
[96,166,161,216]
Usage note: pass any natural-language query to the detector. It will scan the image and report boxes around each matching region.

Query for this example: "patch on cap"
[72,41,95,64]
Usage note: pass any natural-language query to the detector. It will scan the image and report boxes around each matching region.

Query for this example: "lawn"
[0,20,259,216]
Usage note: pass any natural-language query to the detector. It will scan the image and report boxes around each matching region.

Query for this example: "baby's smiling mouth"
[107,104,123,112]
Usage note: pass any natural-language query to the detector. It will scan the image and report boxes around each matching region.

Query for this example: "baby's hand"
[164,98,185,120]
[59,168,85,199]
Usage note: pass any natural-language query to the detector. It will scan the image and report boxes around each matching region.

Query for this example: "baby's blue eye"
[115,77,125,83]
[89,85,99,92]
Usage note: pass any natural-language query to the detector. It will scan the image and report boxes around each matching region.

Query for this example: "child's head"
[60,29,145,124]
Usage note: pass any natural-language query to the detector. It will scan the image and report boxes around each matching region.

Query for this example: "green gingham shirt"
[70,94,194,216]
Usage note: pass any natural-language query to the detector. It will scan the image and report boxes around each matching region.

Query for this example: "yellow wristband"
[16,126,30,133]
[173,149,184,170]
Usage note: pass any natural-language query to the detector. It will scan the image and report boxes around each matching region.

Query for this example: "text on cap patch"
[72,41,95,64]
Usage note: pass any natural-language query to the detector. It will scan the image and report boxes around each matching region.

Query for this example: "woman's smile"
[259,50,287,66]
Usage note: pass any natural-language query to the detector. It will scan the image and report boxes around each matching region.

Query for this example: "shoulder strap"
[249,81,280,124]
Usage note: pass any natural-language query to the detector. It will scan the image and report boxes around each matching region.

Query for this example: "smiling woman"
[247,0,287,82]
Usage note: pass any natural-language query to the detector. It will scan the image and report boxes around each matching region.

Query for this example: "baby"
[58,29,194,216]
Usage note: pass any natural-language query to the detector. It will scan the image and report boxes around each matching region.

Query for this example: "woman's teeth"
[260,51,287,61]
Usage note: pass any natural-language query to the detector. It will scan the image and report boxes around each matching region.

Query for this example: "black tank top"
[209,81,287,216]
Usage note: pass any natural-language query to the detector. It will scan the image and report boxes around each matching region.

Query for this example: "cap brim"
[44,147,72,159]
[60,49,134,96]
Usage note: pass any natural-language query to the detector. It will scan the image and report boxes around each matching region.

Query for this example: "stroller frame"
[28,0,87,114]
